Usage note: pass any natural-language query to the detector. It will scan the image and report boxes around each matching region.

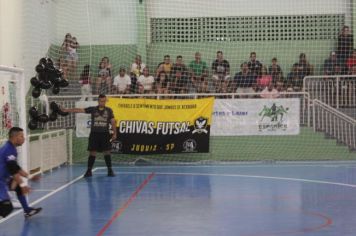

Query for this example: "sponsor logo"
[111,140,122,153]
[86,120,91,128]
[259,103,289,122]
[7,155,16,161]
[258,103,289,131]
[183,139,197,152]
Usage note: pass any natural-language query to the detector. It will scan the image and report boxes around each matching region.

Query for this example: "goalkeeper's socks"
[88,155,96,169]
[104,155,112,168]
[18,195,30,213]
[104,155,115,177]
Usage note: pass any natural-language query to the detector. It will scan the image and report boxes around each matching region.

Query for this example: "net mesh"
[43,0,353,97]
[22,0,356,164]
[0,67,31,173]
[0,73,19,140]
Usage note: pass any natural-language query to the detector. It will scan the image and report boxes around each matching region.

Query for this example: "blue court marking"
[1,164,356,236]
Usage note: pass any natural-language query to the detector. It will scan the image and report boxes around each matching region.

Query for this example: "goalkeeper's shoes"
[24,207,42,218]
[107,168,115,177]
[83,169,92,178]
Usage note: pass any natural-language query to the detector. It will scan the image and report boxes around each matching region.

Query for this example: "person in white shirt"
[113,68,131,94]
[260,81,280,98]
[79,64,92,101]
[138,67,155,93]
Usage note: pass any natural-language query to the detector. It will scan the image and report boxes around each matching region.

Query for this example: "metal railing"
[313,99,356,151]
[28,129,71,174]
[304,75,356,109]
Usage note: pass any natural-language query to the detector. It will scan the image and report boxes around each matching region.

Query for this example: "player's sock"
[17,195,30,213]
[88,155,96,169]
[104,155,112,168]
[104,155,115,176]
[83,155,95,177]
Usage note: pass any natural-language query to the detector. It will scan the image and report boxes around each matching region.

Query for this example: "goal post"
[0,66,71,175]
[0,65,29,172]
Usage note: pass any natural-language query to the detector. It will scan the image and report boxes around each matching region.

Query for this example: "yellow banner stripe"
[106,97,214,126]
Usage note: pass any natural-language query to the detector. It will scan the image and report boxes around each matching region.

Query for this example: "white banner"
[211,98,300,136]
[75,101,97,137]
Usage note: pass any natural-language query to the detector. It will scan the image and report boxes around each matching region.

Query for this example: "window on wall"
[151,14,344,43]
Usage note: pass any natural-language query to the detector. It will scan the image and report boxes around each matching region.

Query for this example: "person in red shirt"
[346,49,356,73]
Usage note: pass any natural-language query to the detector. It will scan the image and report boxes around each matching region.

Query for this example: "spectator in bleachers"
[268,57,283,82]
[337,25,353,66]
[79,64,92,101]
[231,62,257,97]
[340,64,356,106]
[247,52,263,76]
[349,64,356,75]
[345,49,356,73]
[260,81,279,99]
[211,51,231,93]
[96,61,112,95]
[286,53,313,91]
[323,51,342,75]
[59,33,79,80]
[256,66,272,92]
[59,33,71,65]
[189,52,209,93]
[155,71,170,94]
[293,53,314,78]
[156,55,173,77]
[112,67,131,94]
[275,79,285,93]
[138,67,155,94]
[170,55,188,79]
[129,72,138,94]
[286,64,303,92]
[99,57,112,77]
[61,33,72,48]
[333,64,344,75]
[131,55,146,77]
[170,68,189,94]
[67,36,79,79]
[71,36,79,48]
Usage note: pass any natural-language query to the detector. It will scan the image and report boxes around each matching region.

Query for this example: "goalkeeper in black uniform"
[61,94,116,177]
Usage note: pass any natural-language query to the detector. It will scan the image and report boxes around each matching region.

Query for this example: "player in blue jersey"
[0,127,41,218]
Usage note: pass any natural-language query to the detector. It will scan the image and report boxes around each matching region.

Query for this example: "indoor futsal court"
[1,0,356,236]
[1,163,356,236]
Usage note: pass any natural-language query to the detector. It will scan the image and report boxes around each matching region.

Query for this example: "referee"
[61,94,117,177]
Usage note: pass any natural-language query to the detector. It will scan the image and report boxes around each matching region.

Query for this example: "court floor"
[1,162,356,236]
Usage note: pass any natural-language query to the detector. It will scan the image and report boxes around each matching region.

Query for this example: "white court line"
[95,168,356,188]
[31,189,56,192]
[98,163,356,168]
[0,168,95,224]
